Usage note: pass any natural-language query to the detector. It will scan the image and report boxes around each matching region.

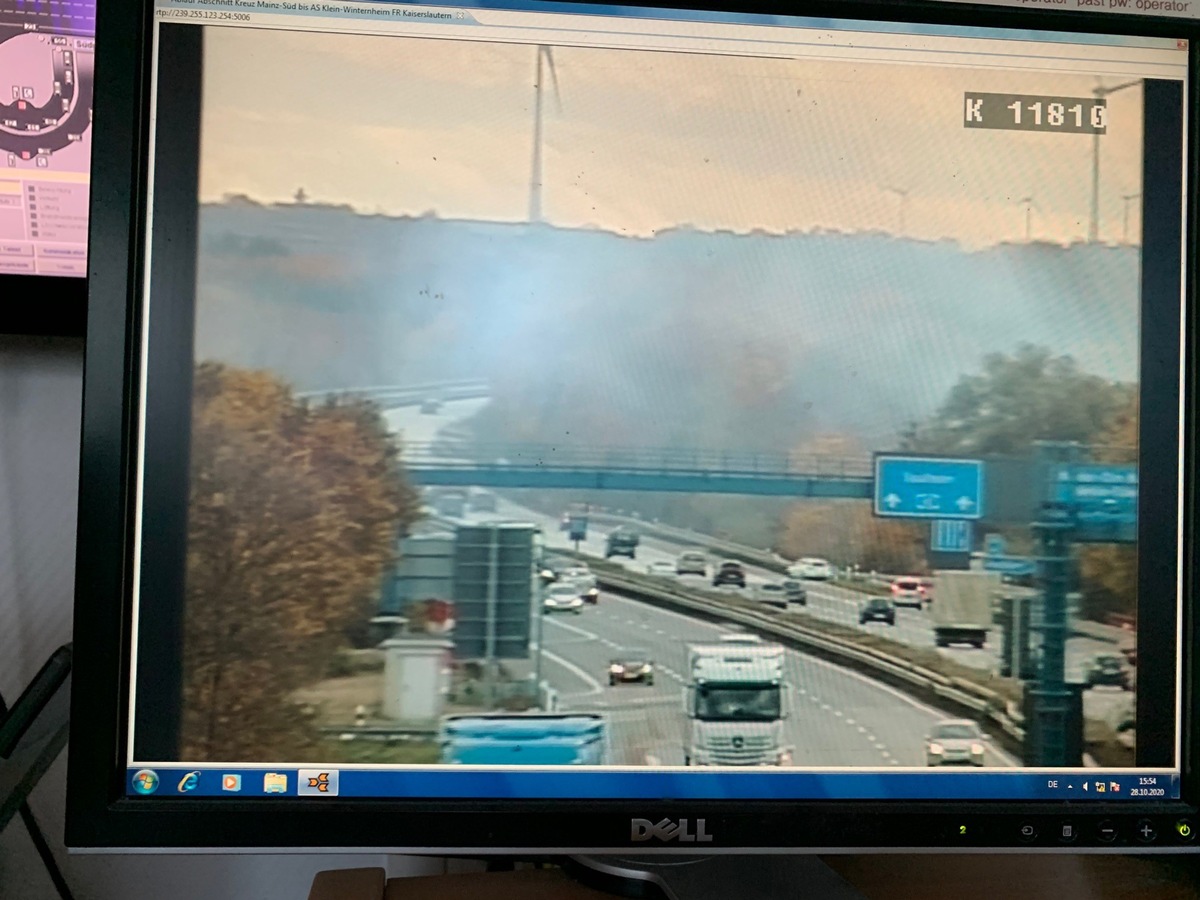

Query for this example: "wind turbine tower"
[529,45,561,224]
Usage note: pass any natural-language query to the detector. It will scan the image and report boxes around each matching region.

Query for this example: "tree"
[902,344,1133,457]
[1077,391,1138,621]
[777,500,924,573]
[181,363,421,760]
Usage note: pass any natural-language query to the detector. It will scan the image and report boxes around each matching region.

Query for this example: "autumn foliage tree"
[900,344,1132,457]
[777,501,925,574]
[181,363,420,760]
[1077,393,1138,622]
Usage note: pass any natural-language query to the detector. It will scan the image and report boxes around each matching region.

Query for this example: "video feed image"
[169,26,1147,772]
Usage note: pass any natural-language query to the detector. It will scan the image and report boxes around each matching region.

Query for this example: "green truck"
[604,527,640,559]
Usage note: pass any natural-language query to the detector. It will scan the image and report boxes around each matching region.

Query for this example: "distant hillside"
[195,202,1139,451]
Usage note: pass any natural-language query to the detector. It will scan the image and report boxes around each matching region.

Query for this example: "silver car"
[543,584,584,615]
[925,719,988,767]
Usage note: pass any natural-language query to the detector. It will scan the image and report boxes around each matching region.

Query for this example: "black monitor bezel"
[67,0,1199,850]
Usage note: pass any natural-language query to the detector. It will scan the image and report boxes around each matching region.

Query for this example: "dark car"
[782,579,808,605]
[1119,640,1137,667]
[605,528,639,559]
[609,648,655,686]
[1086,653,1131,690]
[859,596,896,626]
[712,560,746,588]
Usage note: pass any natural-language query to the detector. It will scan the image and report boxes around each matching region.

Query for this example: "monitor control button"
[1058,822,1078,843]
[1018,823,1038,843]
[1136,820,1157,843]
[1175,819,1194,842]
[1096,820,1118,843]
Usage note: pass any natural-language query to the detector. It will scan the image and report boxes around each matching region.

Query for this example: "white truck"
[682,634,793,766]
[931,571,997,649]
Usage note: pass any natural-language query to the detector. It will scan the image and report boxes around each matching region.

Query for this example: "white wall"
[0,336,446,900]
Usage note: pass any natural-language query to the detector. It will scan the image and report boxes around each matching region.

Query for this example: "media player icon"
[298,769,339,797]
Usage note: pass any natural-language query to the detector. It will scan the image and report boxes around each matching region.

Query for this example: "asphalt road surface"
[537,589,1020,768]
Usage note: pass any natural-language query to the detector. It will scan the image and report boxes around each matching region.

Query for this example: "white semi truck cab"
[682,634,793,766]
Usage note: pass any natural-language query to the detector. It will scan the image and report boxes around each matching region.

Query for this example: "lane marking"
[542,649,604,697]
[602,582,1022,766]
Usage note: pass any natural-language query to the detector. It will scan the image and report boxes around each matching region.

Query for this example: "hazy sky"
[198,27,1145,247]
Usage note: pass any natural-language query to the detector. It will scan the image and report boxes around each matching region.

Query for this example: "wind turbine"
[1018,196,1036,242]
[1121,192,1141,245]
[882,185,910,236]
[529,45,562,224]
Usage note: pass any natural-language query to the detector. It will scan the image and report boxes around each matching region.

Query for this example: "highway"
[387,399,1115,670]
[537,590,1018,767]
[384,398,1128,758]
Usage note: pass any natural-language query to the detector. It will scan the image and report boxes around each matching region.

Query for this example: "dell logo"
[630,818,713,843]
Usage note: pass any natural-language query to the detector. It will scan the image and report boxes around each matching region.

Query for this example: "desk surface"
[311,856,1200,900]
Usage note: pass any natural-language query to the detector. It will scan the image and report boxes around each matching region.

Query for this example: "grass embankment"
[306,739,441,765]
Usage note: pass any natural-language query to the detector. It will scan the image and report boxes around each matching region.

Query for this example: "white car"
[925,719,988,767]
[675,551,708,576]
[560,566,599,601]
[543,584,584,614]
[753,582,789,610]
[788,557,835,580]
[646,561,676,577]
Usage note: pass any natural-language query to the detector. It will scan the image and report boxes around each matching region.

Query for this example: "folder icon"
[263,772,288,794]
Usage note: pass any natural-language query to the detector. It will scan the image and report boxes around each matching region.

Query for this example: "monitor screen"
[0,0,93,278]
[71,0,1198,851]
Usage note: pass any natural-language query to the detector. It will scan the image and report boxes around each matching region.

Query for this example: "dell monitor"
[69,0,1199,862]
[0,0,94,334]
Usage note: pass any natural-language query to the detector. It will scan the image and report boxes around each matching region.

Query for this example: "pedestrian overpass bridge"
[402,442,874,498]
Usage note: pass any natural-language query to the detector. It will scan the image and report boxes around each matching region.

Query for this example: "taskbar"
[127,766,1181,801]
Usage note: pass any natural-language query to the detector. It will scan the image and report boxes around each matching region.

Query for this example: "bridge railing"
[295,379,491,408]
[400,441,874,478]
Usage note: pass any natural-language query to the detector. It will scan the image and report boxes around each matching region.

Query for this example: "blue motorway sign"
[874,456,984,520]
[984,533,1007,558]
[1052,465,1137,524]
[567,516,588,542]
[983,555,1037,576]
[930,519,972,553]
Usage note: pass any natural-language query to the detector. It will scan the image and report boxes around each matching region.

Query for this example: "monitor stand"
[564,854,868,900]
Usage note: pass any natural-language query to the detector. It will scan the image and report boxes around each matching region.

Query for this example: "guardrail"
[590,567,1027,758]
[583,512,1130,644]
[586,511,894,590]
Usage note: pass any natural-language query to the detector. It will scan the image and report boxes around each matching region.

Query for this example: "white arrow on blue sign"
[874,455,984,520]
